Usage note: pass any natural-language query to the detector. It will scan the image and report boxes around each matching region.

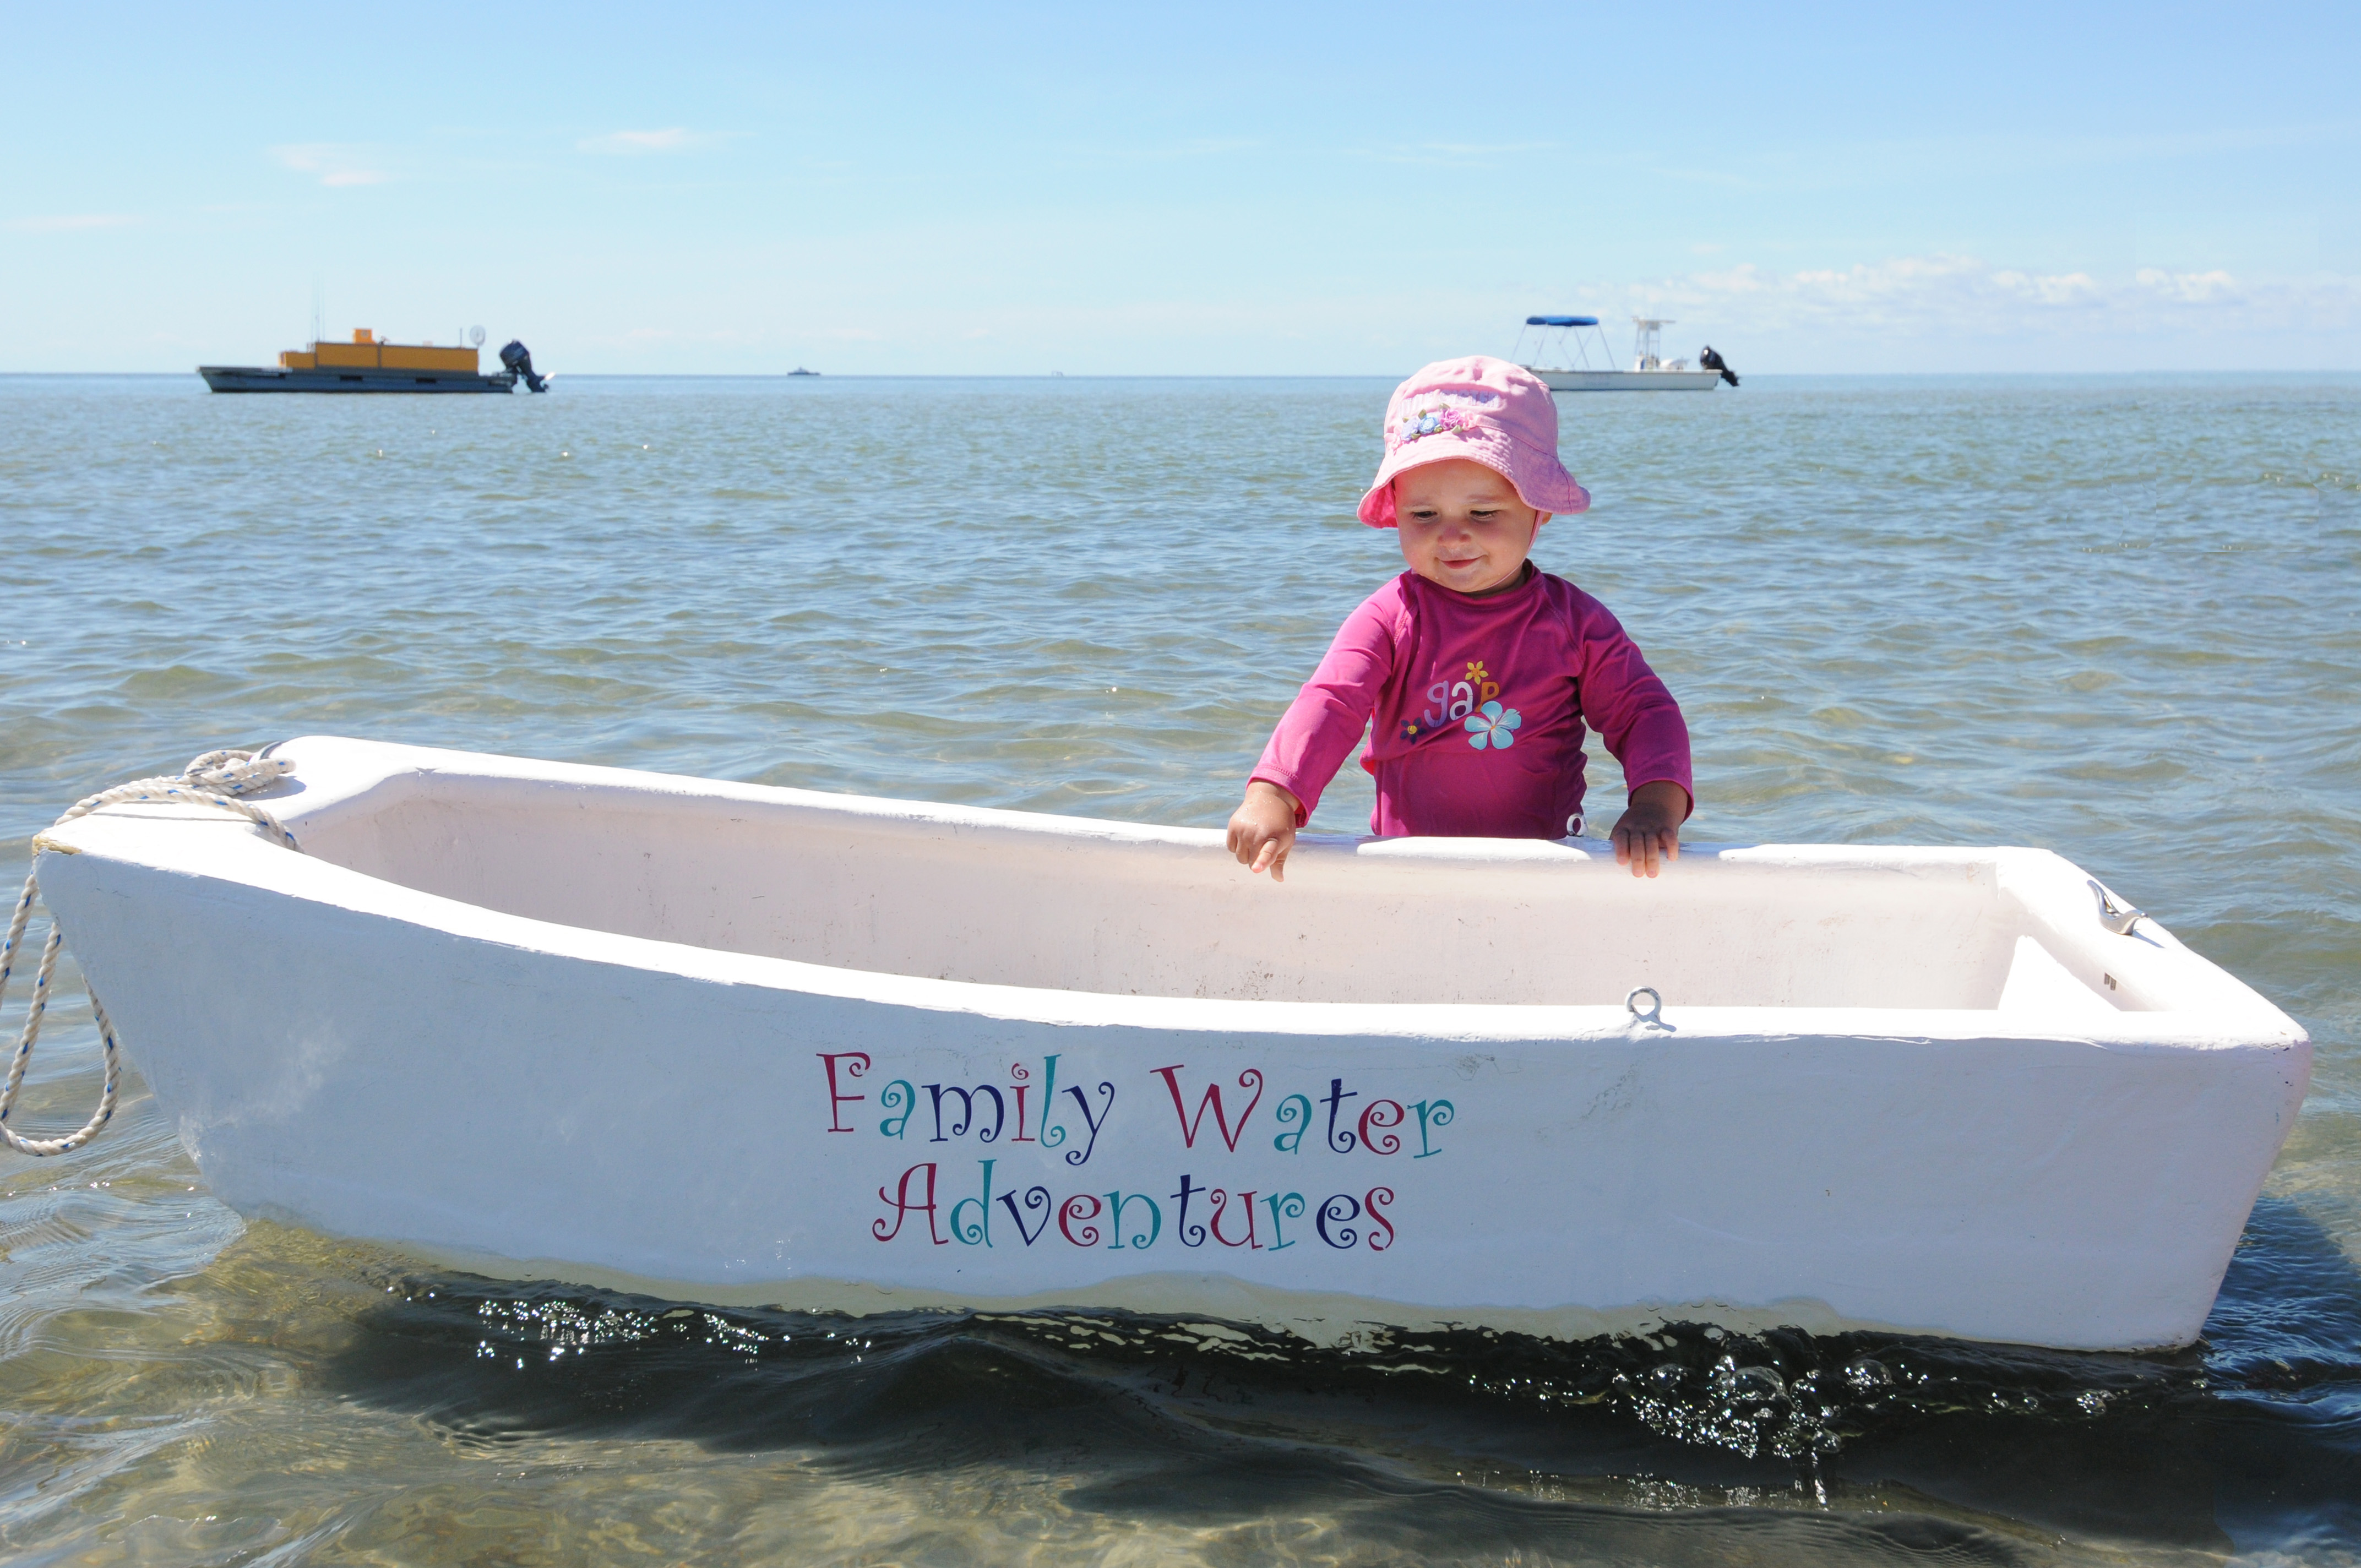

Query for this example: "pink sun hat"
[1357,355,1591,527]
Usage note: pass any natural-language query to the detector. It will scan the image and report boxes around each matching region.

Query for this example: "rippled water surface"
[3,373,2358,1564]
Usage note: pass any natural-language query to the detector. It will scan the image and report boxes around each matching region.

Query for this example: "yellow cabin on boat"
[280,330,479,373]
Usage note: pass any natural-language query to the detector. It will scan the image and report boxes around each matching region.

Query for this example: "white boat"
[1517,315,1728,392]
[28,737,2306,1351]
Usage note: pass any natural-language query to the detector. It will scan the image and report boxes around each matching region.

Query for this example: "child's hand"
[1611,780,1689,879]
[1227,781,1302,883]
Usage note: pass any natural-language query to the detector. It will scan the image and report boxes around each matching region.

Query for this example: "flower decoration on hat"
[1397,405,1473,444]
[1386,391,1502,453]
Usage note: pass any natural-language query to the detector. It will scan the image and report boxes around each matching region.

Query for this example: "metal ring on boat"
[1626,986,1663,1026]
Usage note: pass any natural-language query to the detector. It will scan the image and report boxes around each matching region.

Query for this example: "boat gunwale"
[32,737,2309,1054]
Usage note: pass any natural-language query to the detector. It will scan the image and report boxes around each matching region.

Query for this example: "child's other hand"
[1611,780,1690,879]
[1227,781,1302,883]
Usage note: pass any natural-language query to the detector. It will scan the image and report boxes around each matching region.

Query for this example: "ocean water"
[2,371,2357,1564]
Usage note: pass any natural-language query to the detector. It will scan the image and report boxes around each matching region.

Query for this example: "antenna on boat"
[311,275,324,350]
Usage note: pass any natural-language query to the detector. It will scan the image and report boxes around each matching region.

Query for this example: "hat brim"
[1357,429,1591,527]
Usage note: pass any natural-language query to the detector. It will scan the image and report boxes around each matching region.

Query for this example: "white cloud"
[578,127,712,155]
[1620,254,2357,339]
[271,144,390,186]
[2134,266,2241,303]
[7,213,135,232]
[1986,269,2103,306]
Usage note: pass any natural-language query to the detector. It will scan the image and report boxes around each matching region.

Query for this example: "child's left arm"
[1573,597,1694,880]
[1612,781,1688,879]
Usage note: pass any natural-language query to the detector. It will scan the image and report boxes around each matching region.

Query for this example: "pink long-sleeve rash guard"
[1252,567,1693,839]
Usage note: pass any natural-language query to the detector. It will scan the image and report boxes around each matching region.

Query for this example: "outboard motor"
[1699,345,1739,388]
[498,339,550,393]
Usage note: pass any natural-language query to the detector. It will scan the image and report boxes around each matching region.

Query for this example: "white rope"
[1,748,298,1157]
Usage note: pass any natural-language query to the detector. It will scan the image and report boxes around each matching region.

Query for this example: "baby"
[1227,356,1691,881]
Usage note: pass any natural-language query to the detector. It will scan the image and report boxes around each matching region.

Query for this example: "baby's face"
[1393,459,1540,595]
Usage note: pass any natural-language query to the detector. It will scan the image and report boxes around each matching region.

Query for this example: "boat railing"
[1511,316,1618,373]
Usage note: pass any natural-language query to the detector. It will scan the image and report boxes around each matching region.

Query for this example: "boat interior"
[280,759,2164,1017]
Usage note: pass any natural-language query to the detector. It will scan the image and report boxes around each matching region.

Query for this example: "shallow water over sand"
[3,372,2358,1562]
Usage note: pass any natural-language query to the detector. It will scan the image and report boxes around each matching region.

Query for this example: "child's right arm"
[1227,592,1401,883]
[1227,780,1303,880]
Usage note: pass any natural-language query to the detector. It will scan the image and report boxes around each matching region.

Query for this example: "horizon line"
[5,368,2358,382]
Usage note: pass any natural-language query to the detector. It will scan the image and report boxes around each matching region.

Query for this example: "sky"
[3,2,2357,374]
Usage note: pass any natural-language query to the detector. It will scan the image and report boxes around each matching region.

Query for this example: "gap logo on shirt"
[1401,660,1522,750]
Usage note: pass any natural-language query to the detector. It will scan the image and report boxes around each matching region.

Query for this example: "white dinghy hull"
[32,738,2307,1351]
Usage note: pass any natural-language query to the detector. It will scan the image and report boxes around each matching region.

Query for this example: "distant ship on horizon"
[199,327,550,394]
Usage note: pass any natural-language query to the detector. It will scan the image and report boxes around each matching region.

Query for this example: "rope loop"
[2,747,298,1157]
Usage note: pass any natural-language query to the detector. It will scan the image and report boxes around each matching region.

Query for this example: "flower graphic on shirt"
[1464,660,1488,683]
[1465,700,1521,749]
